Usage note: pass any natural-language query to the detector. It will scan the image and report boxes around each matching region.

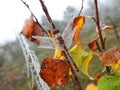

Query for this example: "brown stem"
[63,46,79,72]
[94,0,105,51]
[39,0,56,29]
[94,0,110,73]
[78,0,84,16]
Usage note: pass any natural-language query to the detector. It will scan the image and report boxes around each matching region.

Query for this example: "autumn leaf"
[21,14,44,44]
[40,57,69,88]
[96,24,114,33]
[101,25,114,31]
[98,75,120,90]
[70,43,93,77]
[86,83,98,90]
[88,37,99,51]
[71,16,85,44]
[99,48,120,66]
[54,49,65,60]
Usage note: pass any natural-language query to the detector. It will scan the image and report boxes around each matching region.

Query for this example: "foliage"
[1,0,120,90]
[19,0,120,90]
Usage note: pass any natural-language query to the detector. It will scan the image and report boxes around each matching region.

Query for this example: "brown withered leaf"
[21,14,44,44]
[88,37,99,51]
[71,16,85,44]
[99,48,120,66]
[40,57,69,88]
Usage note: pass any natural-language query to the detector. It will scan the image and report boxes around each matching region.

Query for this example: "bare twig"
[39,0,56,29]
[94,0,105,51]
[94,0,110,73]
[21,0,47,34]
[78,0,84,16]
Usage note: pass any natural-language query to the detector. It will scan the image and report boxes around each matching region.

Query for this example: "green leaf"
[70,44,93,77]
[98,75,120,90]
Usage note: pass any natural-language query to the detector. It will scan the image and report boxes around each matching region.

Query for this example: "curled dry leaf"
[21,14,44,44]
[99,48,120,66]
[71,16,85,44]
[40,57,69,88]
[88,37,99,51]
[101,25,114,31]
[96,24,114,33]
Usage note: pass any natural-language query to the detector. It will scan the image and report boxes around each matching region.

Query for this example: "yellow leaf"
[71,16,85,44]
[86,83,98,90]
[54,49,65,60]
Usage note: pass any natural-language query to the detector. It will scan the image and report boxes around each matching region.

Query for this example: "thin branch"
[70,65,82,90]
[39,0,56,29]
[21,0,47,34]
[94,0,105,51]
[78,0,84,16]
[94,0,110,73]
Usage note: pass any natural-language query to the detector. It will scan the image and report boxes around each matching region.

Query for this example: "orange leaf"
[21,14,44,44]
[88,37,99,51]
[99,48,120,66]
[71,16,85,44]
[40,57,69,88]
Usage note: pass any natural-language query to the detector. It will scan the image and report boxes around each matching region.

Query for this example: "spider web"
[17,34,50,90]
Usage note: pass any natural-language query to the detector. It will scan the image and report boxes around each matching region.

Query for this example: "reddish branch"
[94,0,105,51]
[39,0,56,29]
[94,0,110,73]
